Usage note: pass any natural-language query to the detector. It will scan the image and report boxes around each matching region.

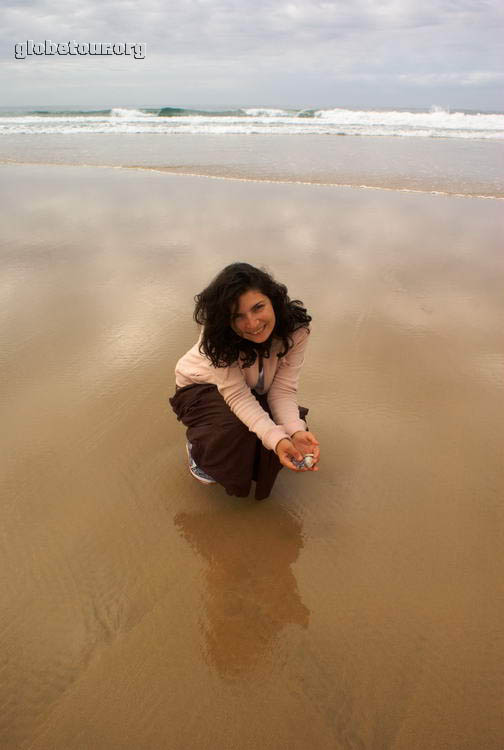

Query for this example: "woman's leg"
[170,384,271,497]
[169,383,308,500]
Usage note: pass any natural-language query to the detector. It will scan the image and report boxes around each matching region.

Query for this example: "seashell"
[292,453,315,469]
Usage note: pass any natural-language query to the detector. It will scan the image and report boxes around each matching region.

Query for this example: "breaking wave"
[0,105,503,139]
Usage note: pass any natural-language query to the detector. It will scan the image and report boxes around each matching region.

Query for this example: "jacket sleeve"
[214,363,290,452]
[267,326,310,436]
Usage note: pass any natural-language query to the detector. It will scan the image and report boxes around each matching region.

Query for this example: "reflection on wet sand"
[1,164,503,749]
[175,505,309,679]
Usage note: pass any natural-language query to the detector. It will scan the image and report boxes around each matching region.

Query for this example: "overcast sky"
[2,0,503,110]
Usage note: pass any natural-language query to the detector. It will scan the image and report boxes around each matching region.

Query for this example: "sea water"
[0,105,503,197]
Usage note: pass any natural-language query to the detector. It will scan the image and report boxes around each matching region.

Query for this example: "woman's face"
[230,288,276,344]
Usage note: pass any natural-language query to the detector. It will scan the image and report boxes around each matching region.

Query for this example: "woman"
[169,263,320,500]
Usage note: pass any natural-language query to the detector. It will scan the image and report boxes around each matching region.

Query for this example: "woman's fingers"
[304,432,320,466]
[276,441,305,471]
[305,431,320,448]
[281,446,314,472]
[291,431,321,469]
[276,437,320,473]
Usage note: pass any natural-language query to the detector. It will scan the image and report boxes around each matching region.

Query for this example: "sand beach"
[1,162,504,749]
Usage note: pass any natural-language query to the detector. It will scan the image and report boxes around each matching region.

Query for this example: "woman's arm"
[215,363,291,452]
[175,335,291,452]
[267,326,310,436]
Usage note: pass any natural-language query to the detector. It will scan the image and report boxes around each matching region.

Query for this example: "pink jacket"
[174,326,310,451]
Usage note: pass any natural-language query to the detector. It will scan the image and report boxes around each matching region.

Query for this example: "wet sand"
[1,164,503,749]
[2,133,504,197]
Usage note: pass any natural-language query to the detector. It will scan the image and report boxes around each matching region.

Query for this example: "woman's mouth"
[247,325,266,336]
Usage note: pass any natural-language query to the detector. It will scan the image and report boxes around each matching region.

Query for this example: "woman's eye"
[232,303,263,321]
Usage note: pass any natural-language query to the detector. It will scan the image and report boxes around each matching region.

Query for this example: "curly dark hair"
[194,262,312,368]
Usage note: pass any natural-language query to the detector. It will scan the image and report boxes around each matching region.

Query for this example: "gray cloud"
[1,0,503,108]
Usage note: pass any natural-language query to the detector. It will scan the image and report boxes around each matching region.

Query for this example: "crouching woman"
[169,262,320,500]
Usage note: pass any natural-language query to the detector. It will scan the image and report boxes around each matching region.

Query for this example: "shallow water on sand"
[1,133,503,197]
[1,164,503,749]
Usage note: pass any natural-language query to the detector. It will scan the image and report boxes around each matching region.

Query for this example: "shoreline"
[1,131,502,199]
[1,159,503,200]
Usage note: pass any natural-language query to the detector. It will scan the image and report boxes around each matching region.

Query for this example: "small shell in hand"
[292,453,315,469]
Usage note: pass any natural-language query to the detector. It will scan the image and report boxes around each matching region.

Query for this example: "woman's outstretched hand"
[275,432,320,472]
[275,438,304,471]
[291,430,320,471]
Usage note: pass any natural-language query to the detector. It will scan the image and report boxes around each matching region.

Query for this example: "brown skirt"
[169,383,308,500]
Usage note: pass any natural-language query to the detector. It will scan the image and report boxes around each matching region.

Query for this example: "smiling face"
[230,289,276,344]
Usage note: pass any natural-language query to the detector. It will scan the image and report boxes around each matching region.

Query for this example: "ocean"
[1,105,503,198]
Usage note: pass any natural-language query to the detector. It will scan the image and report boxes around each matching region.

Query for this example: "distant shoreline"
[1,159,503,201]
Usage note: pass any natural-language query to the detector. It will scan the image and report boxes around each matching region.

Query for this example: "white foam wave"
[314,107,504,132]
[241,108,291,117]
[110,107,150,119]
[0,107,503,139]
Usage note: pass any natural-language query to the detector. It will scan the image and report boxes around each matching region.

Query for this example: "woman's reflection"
[175,503,310,679]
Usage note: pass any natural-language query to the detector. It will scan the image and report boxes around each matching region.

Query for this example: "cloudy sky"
[2,0,503,110]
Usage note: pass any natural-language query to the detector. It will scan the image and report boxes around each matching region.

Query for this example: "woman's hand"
[291,430,320,471]
[275,438,304,471]
[275,435,319,472]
